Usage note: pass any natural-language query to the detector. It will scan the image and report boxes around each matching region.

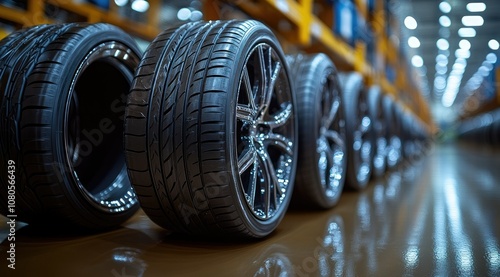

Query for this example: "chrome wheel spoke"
[262,103,292,129]
[238,147,257,174]
[257,45,267,103]
[324,129,345,150]
[247,162,259,209]
[263,133,293,156]
[323,99,340,129]
[257,149,281,218]
[242,68,257,110]
[236,104,256,123]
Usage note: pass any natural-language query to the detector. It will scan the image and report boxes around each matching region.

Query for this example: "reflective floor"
[1,142,500,276]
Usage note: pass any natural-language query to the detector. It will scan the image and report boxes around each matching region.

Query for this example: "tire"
[382,95,402,170]
[288,53,347,209]
[0,23,141,229]
[339,72,372,190]
[367,86,386,178]
[125,20,298,238]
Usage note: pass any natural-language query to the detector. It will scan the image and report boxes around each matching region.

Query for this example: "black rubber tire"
[339,72,373,190]
[367,86,387,178]
[124,20,298,238]
[382,95,402,170]
[288,53,347,209]
[0,23,141,229]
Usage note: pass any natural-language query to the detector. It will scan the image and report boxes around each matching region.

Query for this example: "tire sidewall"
[49,26,141,225]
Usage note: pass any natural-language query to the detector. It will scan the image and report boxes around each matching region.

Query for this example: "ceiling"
[396,0,500,124]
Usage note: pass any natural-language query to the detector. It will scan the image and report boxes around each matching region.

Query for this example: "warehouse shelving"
[0,0,161,40]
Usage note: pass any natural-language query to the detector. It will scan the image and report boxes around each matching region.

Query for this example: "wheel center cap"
[249,121,270,139]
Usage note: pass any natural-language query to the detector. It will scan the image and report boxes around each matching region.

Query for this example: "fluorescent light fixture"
[486,53,497,63]
[436,64,447,75]
[434,76,447,90]
[437,38,449,50]
[411,55,424,67]
[459,39,471,50]
[479,65,490,77]
[452,62,466,71]
[404,16,418,30]
[177,8,191,20]
[462,15,484,27]
[190,10,203,21]
[466,2,486,12]
[436,54,448,64]
[482,61,493,71]
[408,36,420,48]
[439,16,451,27]
[131,0,149,12]
[455,49,471,59]
[488,39,499,50]
[458,28,476,37]
[115,0,128,6]
[439,1,451,13]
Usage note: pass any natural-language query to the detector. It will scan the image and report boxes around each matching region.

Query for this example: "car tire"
[367,86,387,178]
[0,23,141,229]
[339,72,373,190]
[288,53,347,209]
[382,95,402,170]
[125,20,298,238]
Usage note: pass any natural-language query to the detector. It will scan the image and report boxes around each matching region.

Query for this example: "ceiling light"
[455,49,471,59]
[177,8,191,21]
[458,28,476,38]
[411,55,424,67]
[190,10,203,21]
[459,39,471,50]
[131,0,149,12]
[404,16,418,30]
[486,53,497,63]
[439,16,451,27]
[436,64,447,75]
[488,39,499,50]
[482,61,493,71]
[437,38,449,50]
[115,0,128,6]
[479,65,490,77]
[436,54,448,64]
[439,2,451,13]
[466,2,486,12]
[408,36,420,48]
[462,15,484,27]
[434,76,447,90]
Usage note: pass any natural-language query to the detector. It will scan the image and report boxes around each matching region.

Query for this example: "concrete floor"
[1,142,500,276]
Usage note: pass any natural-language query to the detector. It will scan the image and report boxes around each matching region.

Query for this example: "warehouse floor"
[1,142,499,276]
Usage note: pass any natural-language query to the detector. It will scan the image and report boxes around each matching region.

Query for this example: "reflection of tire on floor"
[293,215,345,276]
[0,23,141,230]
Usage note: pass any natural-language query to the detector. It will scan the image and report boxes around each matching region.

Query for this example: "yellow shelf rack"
[0,0,161,41]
